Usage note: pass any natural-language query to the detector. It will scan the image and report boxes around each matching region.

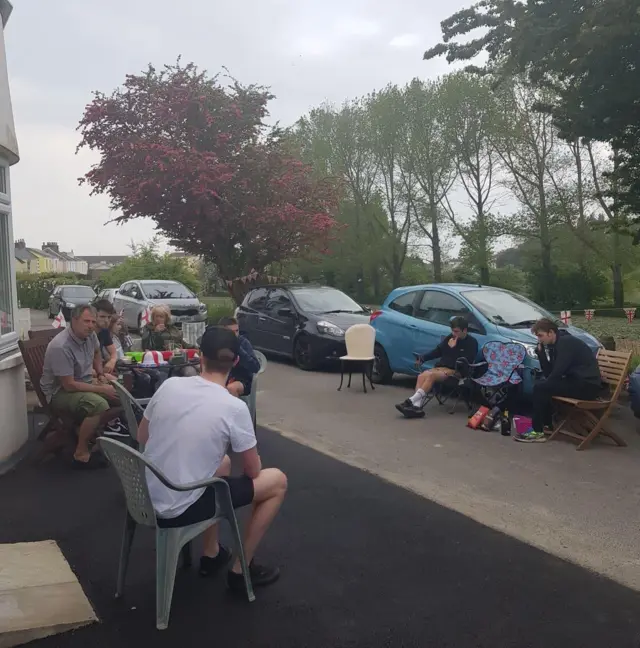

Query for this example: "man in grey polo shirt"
[41,304,119,469]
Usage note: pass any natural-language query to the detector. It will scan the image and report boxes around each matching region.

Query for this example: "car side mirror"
[278,307,294,317]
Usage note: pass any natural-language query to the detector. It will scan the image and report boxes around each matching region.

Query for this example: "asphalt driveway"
[1,427,640,647]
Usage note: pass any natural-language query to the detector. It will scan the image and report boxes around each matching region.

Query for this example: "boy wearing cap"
[138,326,287,591]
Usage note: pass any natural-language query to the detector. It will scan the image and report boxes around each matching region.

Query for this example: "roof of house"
[80,255,128,266]
[27,248,57,260]
[14,247,37,262]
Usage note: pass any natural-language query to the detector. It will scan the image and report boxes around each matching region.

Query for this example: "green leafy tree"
[101,238,201,294]
[424,0,640,221]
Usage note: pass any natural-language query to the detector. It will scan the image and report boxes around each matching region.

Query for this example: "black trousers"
[532,378,601,432]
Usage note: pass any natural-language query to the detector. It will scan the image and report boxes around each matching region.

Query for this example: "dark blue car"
[370,283,601,395]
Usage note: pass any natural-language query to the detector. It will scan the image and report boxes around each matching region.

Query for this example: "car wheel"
[293,335,316,371]
[48,307,54,320]
[372,343,393,384]
[137,314,143,334]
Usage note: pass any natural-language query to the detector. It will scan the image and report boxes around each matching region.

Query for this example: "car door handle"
[409,324,418,329]
[258,317,266,321]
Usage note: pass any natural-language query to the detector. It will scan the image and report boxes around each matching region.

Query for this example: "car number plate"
[174,315,195,323]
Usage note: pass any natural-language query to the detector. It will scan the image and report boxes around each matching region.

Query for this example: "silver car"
[113,280,208,331]
[96,288,119,304]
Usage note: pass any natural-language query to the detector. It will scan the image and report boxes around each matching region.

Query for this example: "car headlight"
[515,341,538,359]
[198,302,207,313]
[317,320,345,337]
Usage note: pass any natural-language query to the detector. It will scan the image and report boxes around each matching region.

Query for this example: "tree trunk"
[612,263,624,308]
[371,266,381,303]
[477,210,490,285]
[356,268,365,302]
[479,263,490,285]
[430,200,443,282]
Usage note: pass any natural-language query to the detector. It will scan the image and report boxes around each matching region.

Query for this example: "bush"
[17,273,96,310]
[202,296,235,324]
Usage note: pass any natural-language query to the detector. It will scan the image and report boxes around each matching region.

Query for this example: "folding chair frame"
[549,349,631,451]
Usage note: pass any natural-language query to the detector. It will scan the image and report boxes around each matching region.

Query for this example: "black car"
[48,285,96,320]
[237,284,371,370]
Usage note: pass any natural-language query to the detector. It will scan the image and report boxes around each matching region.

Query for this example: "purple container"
[513,415,533,435]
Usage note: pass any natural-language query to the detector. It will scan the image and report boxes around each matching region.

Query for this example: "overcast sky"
[6,0,467,255]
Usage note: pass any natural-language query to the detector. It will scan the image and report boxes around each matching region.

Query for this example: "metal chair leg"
[347,370,352,388]
[362,364,367,394]
[367,360,375,390]
[338,361,345,391]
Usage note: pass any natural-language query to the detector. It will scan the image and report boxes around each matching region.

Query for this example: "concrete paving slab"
[257,357,640,591]
[0,541,96,647]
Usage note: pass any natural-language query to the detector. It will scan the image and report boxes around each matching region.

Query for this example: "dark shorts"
[157,475,255,528]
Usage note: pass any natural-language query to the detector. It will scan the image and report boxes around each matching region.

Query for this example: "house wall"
[0,0,28,472]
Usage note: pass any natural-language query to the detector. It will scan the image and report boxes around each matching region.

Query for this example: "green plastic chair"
[99,437,255,630]
[241,350,267,430]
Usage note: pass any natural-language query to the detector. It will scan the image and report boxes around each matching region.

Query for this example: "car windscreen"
[141,282,194,299]
[61,287,96,299]
[461,289,555,328]
[289,287,365,314]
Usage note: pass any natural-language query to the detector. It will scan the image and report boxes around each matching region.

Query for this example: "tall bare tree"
[367,85,413,287]
[402,78,457,282]
[492,82,564,304]
[440,73,504,284]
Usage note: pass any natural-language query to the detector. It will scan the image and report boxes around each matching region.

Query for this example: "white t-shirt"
[143,376,257,518]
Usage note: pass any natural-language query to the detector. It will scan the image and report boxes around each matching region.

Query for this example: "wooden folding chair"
[19,338,77,456]
[549,349,632,451]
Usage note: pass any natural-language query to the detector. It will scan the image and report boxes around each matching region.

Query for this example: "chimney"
[43,241,59,252]
[15,239,25,249]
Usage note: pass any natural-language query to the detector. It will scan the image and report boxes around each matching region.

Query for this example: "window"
[264,289,291,313]
[141,282,194,299]
[131,284,143,300]
[388,291,418,316]
[246,288,269,312]
[61,286,96,301]
[461,289,552,328]
[288,286,364,314]
[118,283,132,297]
[415,290,470,327]
[0,167,6,195]
[0,205,14,340]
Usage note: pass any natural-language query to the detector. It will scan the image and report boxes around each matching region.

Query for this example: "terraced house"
[0,0,28,470]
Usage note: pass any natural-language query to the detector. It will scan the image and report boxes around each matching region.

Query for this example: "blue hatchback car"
[370,284,602,395]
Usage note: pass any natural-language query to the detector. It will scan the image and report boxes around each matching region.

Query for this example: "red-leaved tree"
[77,62,340,303]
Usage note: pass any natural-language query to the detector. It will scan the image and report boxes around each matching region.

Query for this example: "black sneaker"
[228,561,280,592]
[103,417,130,438]
[199,546,231,577]
[395,399,413,415]
[403,405,426,419]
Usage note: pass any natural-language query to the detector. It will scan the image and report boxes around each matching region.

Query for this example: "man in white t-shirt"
[138,326,287,591]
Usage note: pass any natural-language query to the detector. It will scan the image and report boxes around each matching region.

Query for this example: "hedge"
[17,273,97,310]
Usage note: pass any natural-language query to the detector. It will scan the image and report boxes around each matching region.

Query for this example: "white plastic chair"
[110,379,151,449]
[241,350,267,429]
[99,437,255,630]
[338,324,376,393]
